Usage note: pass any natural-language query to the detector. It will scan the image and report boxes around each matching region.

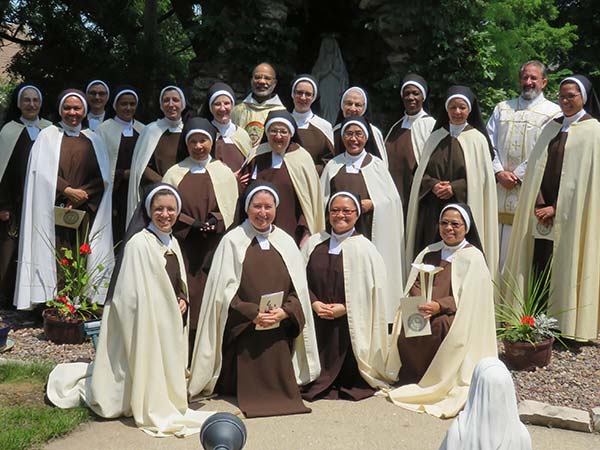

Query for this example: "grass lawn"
[0,361,92,450]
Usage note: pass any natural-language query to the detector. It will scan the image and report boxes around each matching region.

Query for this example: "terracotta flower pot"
[42,308,85,345]
[503,337,554,371]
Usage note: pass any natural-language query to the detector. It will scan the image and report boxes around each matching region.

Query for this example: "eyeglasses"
[268,128,290,136]
[558,92,581,101]
[343,131,365,139]
[253,75,275,82]
[330,208,357,216]
[343,101,364,109]
[293,90,314,99]
[439,220,464,229]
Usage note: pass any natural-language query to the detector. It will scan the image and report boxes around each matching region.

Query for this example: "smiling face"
[342,124,367,156]
[150,193,178,233]
[292,81,315,113]
[267,122,292,154]
[161,89,183,121]
[211,94,233,124]
[447,98,470,125]
[251,64,277,100]
[187,132,212,161]
[558,82,584,118]
[247,191,276,232]
[60,96,85,127]
[520,64,547,100]
[402,84,424,115]
[86,82,108,115]
[342,90,366,117]
[18,88,41,121]
[115,94,137,122]
[329,196,358,234]
[439,209,466,246]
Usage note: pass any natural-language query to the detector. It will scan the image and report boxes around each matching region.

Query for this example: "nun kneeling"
[47,184,213,437]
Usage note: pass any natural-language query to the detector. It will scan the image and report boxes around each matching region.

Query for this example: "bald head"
[251,62,277,100]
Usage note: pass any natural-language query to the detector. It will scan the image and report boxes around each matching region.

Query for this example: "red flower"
[56,295,68,304]
[60,258,71,266]
[521,315,535,326]
[67,304,75,314]
[79,243,91,255]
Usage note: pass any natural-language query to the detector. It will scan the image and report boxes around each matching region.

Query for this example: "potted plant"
[43,228,108,345]
[495,259,564,371]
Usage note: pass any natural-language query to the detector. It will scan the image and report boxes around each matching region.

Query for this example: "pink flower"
[60,258,71,266]
[79,243,91,255]
[521,315,535,326]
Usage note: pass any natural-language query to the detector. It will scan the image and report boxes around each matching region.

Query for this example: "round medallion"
[407,313,427,332]
[63,210,80,225]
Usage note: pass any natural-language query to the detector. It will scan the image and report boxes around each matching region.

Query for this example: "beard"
[252,84,276,100]
[521,86,542,100]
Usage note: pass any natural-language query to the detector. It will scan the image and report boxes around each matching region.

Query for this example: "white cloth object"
[211,119,236,138]
[189,155,212,174]
[113,116,134,137]
[344,150,367,174]
[147,223,173,250]
[292,110,314,129]
[59,121,82,137]
[87,112,105,132]
[438,357,532,450]
[441,239,469,262]
[247,219,272,250]
[561,108,586,132]
[328,228,355,255]
[164,117,183,133]
[401,109,427,129]
[449,122,468,137]
[20,116,41,140]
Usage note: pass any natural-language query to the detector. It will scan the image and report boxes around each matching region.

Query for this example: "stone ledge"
[518,400,592,433]
[592,407,600,432]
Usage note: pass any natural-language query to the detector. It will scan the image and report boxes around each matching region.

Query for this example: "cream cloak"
[126,118,173,225]
[385,243,498,418]
[302,232,393,388]
[405,128,499,276]
[47,229,214,437]
[306,114,334,146]
[253,143,326,235]
[188,220,321,398]
[95,118,145,182]
[384,115,436,163]
[0,118,52,179]
[321,153,405,322]
[162,157,239,229]
[14,126,113,309]
[504,119,600,339]
[222,125,253,159]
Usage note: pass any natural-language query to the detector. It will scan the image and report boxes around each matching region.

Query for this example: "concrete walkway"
[44,396,599,450]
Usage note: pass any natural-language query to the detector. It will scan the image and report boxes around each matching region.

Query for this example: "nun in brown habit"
[188,181,320,418]
[0,83,52,305]
[302,192,392,401]
[201,82,252,173]
[162,117,239,355]
[14,89,113,310]
[95,85,145,247]
[126,85,186,225]
[396,203,484,385]
[384,74,436,219]
[290,74,334,175]
[243,110,325,245]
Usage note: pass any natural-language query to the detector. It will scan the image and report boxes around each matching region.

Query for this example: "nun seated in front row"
[384,204,497,419]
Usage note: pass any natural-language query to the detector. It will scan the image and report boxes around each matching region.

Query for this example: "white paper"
[401,296,432,338]
[255,290,284,331]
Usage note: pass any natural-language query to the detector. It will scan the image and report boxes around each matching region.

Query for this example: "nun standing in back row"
[202,82,253,174]
[385,74,436,219]
[0,84,52,305]
[95,85,145,246]
[332,86,388,166]
[290,74,334,175]
[405,86,498,276]
[126,85,186,225]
